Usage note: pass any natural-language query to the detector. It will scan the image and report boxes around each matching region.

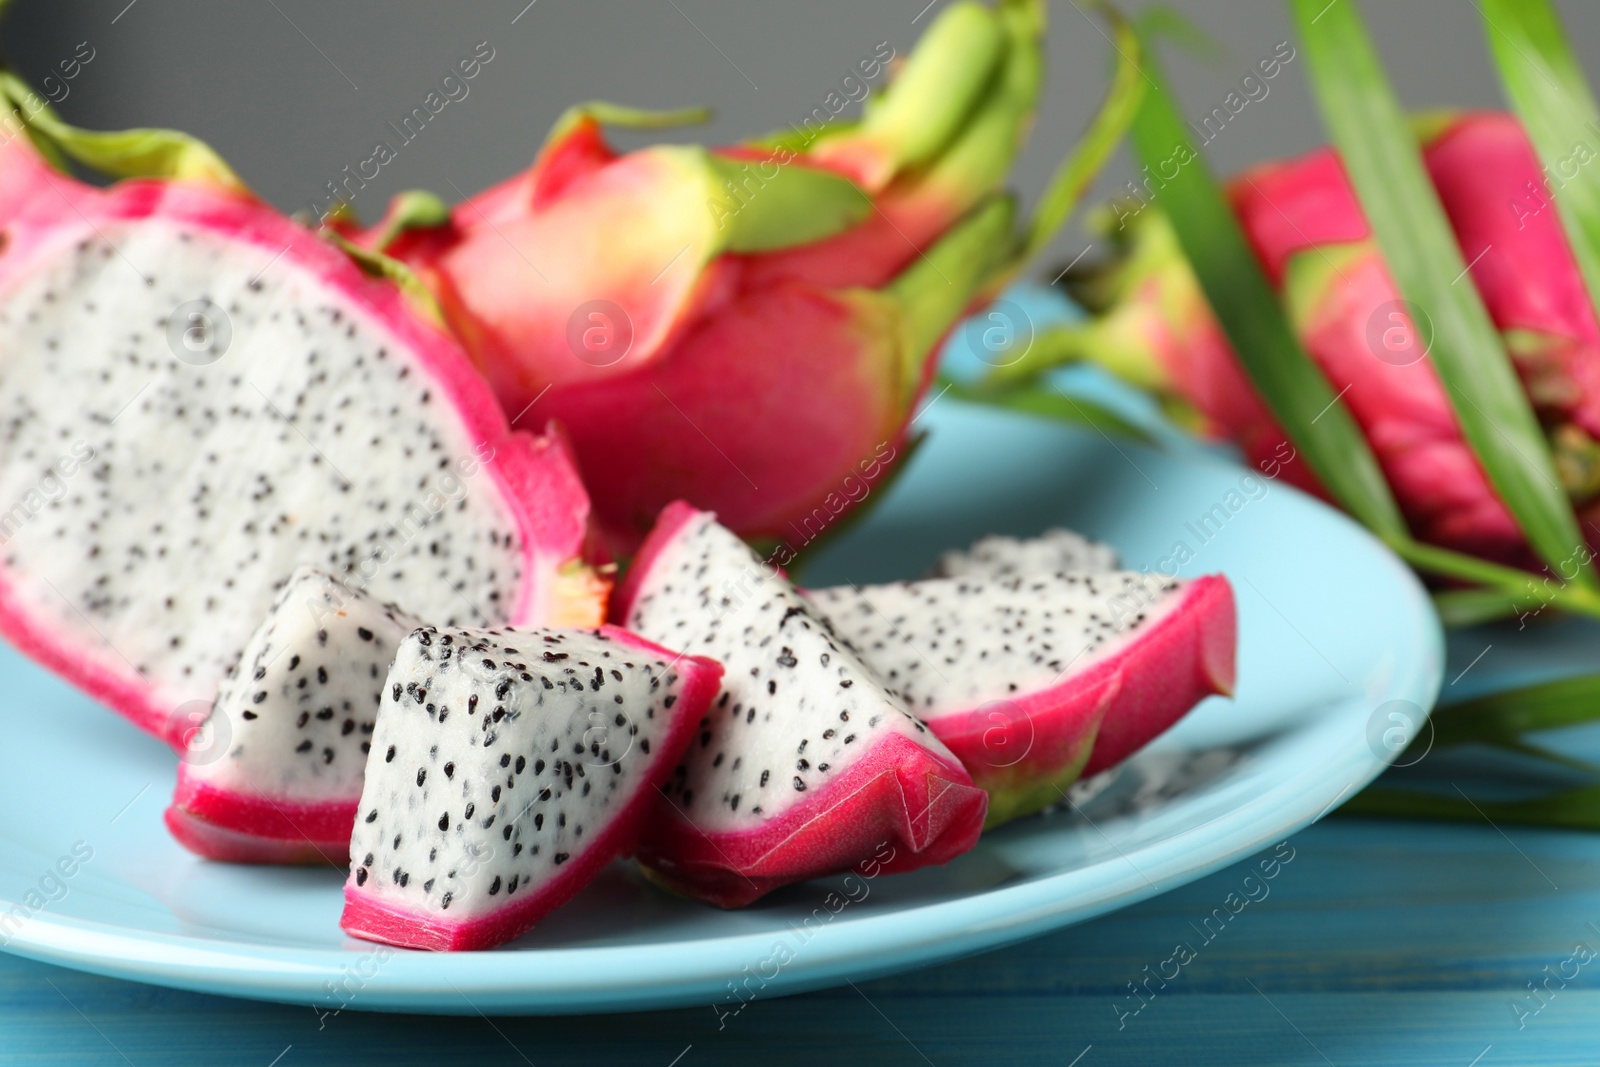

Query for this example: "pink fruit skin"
[547,283,908,543]
[924,575,1235,784]
[339,627,723,952]
[639,730,986,909]
[613,501,988,908]
[388,120,983,554]
[1425,112,1600,456]
[0,133,607,749]
[1231,144,1530,563]
[1080,575,1236,776]
[1131,113,1599,566]
[164,789,356,866]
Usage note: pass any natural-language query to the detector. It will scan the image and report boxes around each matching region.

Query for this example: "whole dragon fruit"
[371,0,1065,552]
[0,82,607,746]
[1025,111,1600,567]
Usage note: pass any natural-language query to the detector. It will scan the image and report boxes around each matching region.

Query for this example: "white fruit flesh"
[347,626,697,926]
[806,571,1184,717]
[0,222,524,721]
[931,527,1119,579]
[186,566,421,802]
[623,512,952,833]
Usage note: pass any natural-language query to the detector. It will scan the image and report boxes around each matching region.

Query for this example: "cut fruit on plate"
[615,502,988,908]
[342,624,722,951]
[807,569,1237,825]
[0,397,1442,1012]
[164,566,425,866]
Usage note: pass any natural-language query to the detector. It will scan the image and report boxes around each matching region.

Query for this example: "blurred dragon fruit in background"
[1026,111,1600,569]
[368,0,1090,554]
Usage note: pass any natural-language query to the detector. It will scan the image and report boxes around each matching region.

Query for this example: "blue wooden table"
[3,813,1595,1066]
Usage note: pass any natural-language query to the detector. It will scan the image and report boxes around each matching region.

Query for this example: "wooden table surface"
[3,814,1593,1067]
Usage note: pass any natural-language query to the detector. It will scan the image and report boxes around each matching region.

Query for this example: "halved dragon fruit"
[931,527,1119,578]
[164,566,422,865]
[0,97,606,747]
[341,625,721,951]
[806,570,1236,825]
[614,503,987,908]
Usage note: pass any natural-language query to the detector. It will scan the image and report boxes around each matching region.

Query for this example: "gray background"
[6,0,1600,267]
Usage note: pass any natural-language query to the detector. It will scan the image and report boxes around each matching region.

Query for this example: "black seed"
[385,745,396,762]
[438,812,449,831]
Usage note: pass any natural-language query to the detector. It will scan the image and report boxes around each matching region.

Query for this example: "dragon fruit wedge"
[165,566,424,866]
[0,95,607,747]
[341,624,721,951]
[614,502,988,908]
[931,527,1120,579]
[806,571,1236,825]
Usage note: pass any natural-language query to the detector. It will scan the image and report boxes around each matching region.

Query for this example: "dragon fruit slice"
[806,571,1236,825]
[164,566,423,865]
[614,502,987,908]
[341,624,721,951]
[0,105,606,747]
[931,527,1119,578]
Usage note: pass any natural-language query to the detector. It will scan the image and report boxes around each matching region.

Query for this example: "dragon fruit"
[614,503,987,907]
[0,87,606,746]
[806,571,1236,825]
[1027,111,1600,567]
[341,624,721,951]
[164,567,423,865]
[372,0,1064,551]
[931,527,1119,578]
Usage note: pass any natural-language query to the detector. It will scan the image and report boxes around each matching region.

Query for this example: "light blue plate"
[0,398,1444,1015]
